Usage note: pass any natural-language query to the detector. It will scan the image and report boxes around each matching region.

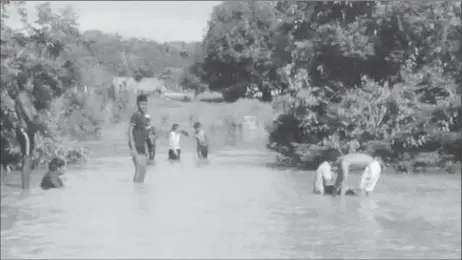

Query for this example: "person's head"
[136,94,148,114]
[324,149,342,164]
[171,123,179,132]
[8,87,19,99]
[48,157,65,173]
[193,122,202,132]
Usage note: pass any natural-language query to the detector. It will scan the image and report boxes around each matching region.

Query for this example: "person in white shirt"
[168,123,188,161]
[313,161,334,195]
[359,159,382,196]
[314,161,357,196]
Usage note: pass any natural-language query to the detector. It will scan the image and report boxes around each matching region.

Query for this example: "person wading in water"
[193,122,209,162]
[128,94,150,183]
[314,161,357,196]
[40,157,65,190]
[145,114,157,165]
[332,153,382,197]
[9,87,44,189]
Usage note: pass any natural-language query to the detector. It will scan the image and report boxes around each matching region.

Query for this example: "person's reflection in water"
[324,185,358,196]
[356,198,382,256]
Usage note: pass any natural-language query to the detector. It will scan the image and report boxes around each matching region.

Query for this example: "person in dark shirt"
[193,122,209,161]
[145,114,156,165]
[41,157,65,190]
[128,94,149,183]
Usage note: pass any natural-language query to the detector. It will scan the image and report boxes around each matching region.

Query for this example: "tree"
[266,1,461,171]
[201,1,285,102]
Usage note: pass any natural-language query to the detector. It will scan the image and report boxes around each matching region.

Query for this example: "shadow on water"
[1,143,461,259]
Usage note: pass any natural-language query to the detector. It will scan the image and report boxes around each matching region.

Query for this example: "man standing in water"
[333,153,382,197]
[128,94,149,183]
[10,88,42,189]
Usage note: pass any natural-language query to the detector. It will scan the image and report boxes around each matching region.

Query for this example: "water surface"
[1,143,460,259]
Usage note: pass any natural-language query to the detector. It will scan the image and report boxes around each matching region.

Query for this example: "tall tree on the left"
[1,1,79,188]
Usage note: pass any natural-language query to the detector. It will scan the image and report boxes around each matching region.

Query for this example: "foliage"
[0,2,198,170]
[195,1,461,172]
[189,1,289,102]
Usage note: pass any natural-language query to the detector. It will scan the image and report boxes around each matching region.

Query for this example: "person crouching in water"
[145,114,156,165]
[128,94,149,183]
[314,161,357,196]
[168,123,188,162]
[333,153,382,197]
[41,157,65,190]
[193,122,209,161]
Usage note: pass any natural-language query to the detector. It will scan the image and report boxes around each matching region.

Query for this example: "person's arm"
[21,128,30,157]
[128,125,135,152]
[180,130,189,137]
[128,113,137,155]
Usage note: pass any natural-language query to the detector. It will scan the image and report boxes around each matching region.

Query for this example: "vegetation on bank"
[1,1,460,175]
[182,1,461,173]
[0,1,199,171]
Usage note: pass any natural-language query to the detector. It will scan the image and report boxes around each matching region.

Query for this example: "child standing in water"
[40,157,65,190]
[168,123,188,162]
[145,114,156,165]
[193,122,209,161]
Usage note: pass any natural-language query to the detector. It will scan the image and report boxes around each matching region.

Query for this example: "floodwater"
[1,141,461,259]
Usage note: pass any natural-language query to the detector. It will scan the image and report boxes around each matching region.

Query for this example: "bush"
[269,71,460,173]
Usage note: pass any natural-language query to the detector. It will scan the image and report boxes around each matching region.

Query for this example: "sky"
[4,1,222,43]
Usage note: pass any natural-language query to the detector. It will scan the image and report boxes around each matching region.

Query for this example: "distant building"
[112,76,137,92]
[137,77,167,96]
[112,77,167,97]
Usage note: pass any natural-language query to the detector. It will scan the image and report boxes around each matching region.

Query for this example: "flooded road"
[1,142,461,259]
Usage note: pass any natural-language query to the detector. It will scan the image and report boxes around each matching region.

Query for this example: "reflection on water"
[1,147,461,259]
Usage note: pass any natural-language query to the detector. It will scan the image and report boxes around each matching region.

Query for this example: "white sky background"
[4,1,222,43]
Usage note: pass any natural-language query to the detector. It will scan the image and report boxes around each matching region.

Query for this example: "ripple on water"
[1,149,461,259]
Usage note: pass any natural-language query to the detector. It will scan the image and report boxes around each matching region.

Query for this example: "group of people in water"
[38,93,382,195]
[314,153,382,197]
[38,93,210,189]
[127,93,210,183]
